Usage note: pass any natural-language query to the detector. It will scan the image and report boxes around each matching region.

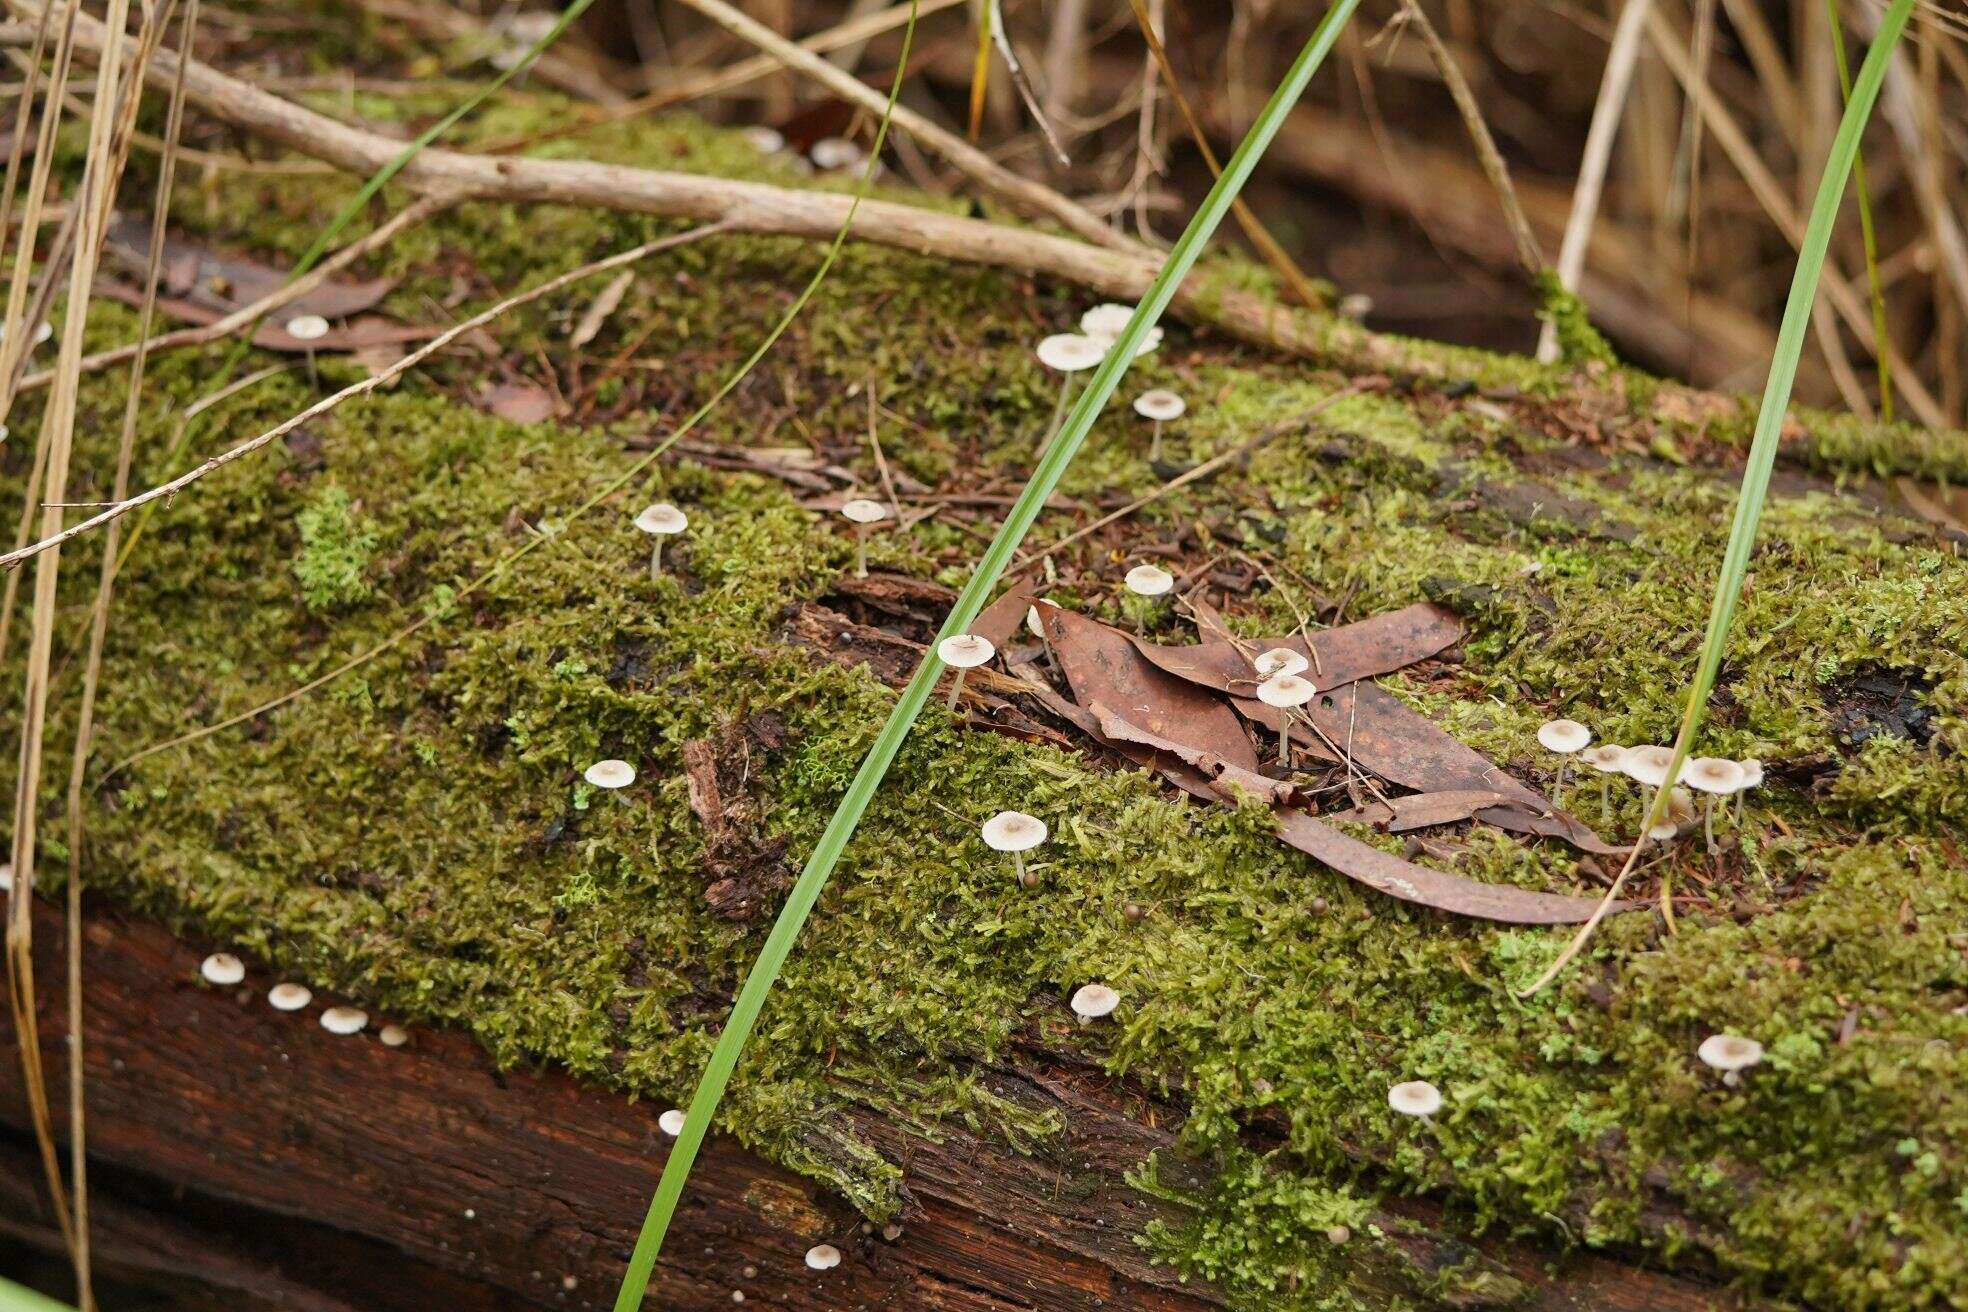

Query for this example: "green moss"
[7,60,1968,1309]
[292,484,379,613]
[1535,269,1618,369]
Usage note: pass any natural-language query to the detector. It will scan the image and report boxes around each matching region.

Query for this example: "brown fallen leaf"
[1041,603,1260,774]
[1086,699,1623,924]
[1272,809,1623,924]
[107,214,398,319]
[969,575,1040,653]
[1130,602,1461,696]
[98,279,438,355]
[1337,789,1515,833]
[570,268,634,348]
[1232,680,1623,855]
[477,381,560,424]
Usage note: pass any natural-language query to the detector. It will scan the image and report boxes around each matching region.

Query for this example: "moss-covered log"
[3,55,1968,1311]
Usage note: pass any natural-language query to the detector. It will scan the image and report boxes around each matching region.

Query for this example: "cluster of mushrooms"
[197,950,408,1047]
[1536,718,1765,851]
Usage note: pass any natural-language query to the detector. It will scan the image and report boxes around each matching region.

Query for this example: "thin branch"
[670,0,1114,246]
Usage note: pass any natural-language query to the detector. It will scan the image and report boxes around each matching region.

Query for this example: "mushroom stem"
[1735,790,1747,826]
[1555,759,1571,800]
[1278,717,1291,770]
[1599,776,1611,825]
[1012,850,1026,884]
[854,526,869,578]
[1703,796,1717,853]
[947,668,969,711]
[649,539,664,579]
[1150,419,1163,462]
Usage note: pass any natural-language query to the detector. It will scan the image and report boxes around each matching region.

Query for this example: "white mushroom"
[200,952,246,986]
[320,1005,368,1035]
[1579,744,1628,824]
[584,759,637,794]
[508,10,559,42]
[1132,388,1185,461]
[1080,303,1135,338]
[1387,1080,1443,1118]
[267,982,312,1012]
[285,313,330,341]
[659,1108,687,1137]
[1253,647,1309,679]
[1123,564,1174,598]
[1621,744,1677,788]
[741,125,785,154]
[379,1023,410,1048]
[1697,1033,1764,1085]
[1536,718,1592,798]
[0,862,13,893]
[1069,983,1120,1021]
[1256,673,1317,768]
[633,502,688,578]
[804,1244,842,1271]
[840,498,889,578]
[937,633,996,710]
[1684,757,1747,851]
[1033,333,1106,452]
[981,809,1047,885]
[809,136,864,171]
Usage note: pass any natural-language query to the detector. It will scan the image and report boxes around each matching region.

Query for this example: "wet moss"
[4,83,1968,1310]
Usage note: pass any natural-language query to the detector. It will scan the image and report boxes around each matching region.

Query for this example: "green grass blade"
[1522,0,1917,995]
[607,3,1363,1306]
[1825,0,1894,423]
[0,1275,74,1312]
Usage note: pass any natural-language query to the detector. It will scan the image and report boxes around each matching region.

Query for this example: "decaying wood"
[1,903,1745,1310]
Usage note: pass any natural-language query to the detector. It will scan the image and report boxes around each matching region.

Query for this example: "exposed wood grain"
[0,903,1742,1310]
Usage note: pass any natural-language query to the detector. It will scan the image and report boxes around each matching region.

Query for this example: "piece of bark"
[0,903,1744,1312]
[1130,602,1463,696]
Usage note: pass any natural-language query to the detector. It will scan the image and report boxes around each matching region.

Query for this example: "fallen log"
[2,903,1736,1310]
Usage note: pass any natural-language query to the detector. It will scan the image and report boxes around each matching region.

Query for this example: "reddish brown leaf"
[1087,700,1624,924]
[970,576,1040,654]
[108,215,397,318]
[1040,603,1259,773]
[1131,602,1461,697]
[1272,810,1623,924]
[477,382,560,424]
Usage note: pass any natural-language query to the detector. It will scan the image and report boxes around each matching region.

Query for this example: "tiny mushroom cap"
[1035,332,1106,373]
[1080,303,1136,337]
[584,759,637,790]
[741,125,785,153]
[1025,605,1048,639]
[1537,719,1592,754]
[267,982,312,1012]
[379,1023,410,1048]
[200,952,246,986]
[634,502,688,536]
[320,1006,369,1036]
[1254,648,1309,678]
[1256,673,1317,709]
[1738,758,1765,789]
[1697,1033,1765,1074]
[840,497,890,525]
[1621,744,1678,788]
[509,10,558,41]
[1124,564,1174,597]
[809,136,863,170]
[1070,983,1121,1020]
[1685,757,1747,795]
[284,313,331,341]
[1581,744,1629,773]
[804,1244,842,1271]
[1132,389,1186,422]
[658,1108,687,1137]
[0,861,13,892]
[1387,1080,1443,1117]
[936,634,996,669]
[981,810,1048,853]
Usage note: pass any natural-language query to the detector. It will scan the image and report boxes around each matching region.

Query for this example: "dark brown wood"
[2,904,1739,1310]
